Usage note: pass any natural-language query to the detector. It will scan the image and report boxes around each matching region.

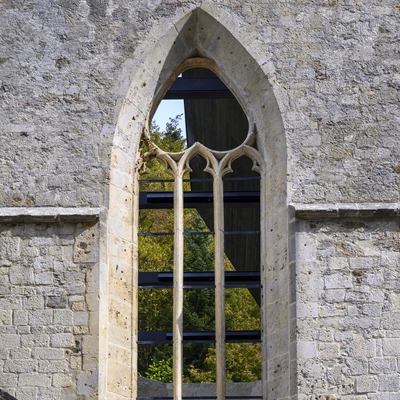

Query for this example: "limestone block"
[378,374,400,392]
[369,358,397,374]
[107,344,131,366]
[0,373,17,386]
[73,311,89,326]
[372,394,394,400]
[29,310,53,326]
[4,360,37,373]
[76,370,98,397]
[46,296,68,309]
[382,339,400,356]
[341,396,366,400]
[50,333,74,348]
[37,387,62,400]
[0,297,22,310]
[0,237,21,261]
[38,360,69,373]
[65,282,86,295]
[10,348,31,360]
[21,334,50,348]
[346,336,376,358]
[0,310,12,325]
[10,265,34,285]
[297,302,318,318]
[19,373,52,387]
[344,358,368,376]
[324,289,346,303]
[52,373,73,388]
[318,343,340,359]
[382,312,400,330]
[74,325,89,335]
[73,224,98,263]
[324,273,353,289]
[23,294,45,310]
[53,310,73,325]
[70,355,82,370]
[33,348,64,360]
[35,272,54,285]
[356,375,378,393]
[82,335,98,355]
[297,341,317,359]
[85,293,99,311]
[15,387,38,400]
[1,334,20,348]
[82,355,97,371]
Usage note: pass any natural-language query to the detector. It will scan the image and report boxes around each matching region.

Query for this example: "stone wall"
[296,216,400,398]
[0,0,399,208]
[0,0,399,399]
[0,222,99,399]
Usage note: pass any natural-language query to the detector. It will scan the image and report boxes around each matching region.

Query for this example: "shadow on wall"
[0,389,18,400]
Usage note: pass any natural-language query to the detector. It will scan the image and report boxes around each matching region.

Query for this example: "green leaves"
[150,114,186,153]
[146,356,173,382]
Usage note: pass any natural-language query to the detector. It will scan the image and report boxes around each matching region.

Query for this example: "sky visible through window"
[153,99,186,138]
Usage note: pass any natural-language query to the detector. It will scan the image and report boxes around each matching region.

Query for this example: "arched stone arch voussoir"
[104,5,290,400]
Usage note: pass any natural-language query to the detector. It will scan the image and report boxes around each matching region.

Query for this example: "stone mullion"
[132,173,139,398]
[260,170,267,400]
[173,172,184,400]
[214,168,226,400]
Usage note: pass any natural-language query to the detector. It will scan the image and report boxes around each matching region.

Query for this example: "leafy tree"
[149,114,186,153]
[146,355,173,382]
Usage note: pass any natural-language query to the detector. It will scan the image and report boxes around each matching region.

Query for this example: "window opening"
[137,67,264,400]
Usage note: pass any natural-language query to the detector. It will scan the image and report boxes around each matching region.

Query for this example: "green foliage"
[146,356,173,383]
[186,342,261,383]
[150,114,186,153]
[138,116,261,383]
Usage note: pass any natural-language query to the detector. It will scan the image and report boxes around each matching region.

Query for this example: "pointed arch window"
[136,63,266,400]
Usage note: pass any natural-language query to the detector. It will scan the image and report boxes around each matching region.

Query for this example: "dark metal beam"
[139,191,260,209]
[139,271,261,289]
[164,77,234,100]
[138,330,261,344]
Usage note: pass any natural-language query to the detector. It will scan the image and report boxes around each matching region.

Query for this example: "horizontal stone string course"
[292,203,400,219]
[2,204,398,222]
[0,208,101,223]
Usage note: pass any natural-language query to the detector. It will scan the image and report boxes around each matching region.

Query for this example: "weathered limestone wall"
[0,0,399,399]
[1,0,399,207]
[296,216,400,398]
[0,222,99,399]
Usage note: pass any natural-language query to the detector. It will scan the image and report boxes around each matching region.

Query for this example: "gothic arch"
[103,5,291,399]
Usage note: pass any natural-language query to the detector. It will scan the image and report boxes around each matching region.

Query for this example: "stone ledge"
[0,207,101,223]
[292,203,400,219]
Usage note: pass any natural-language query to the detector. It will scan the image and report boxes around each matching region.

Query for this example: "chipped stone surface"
[73,224,99,263]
